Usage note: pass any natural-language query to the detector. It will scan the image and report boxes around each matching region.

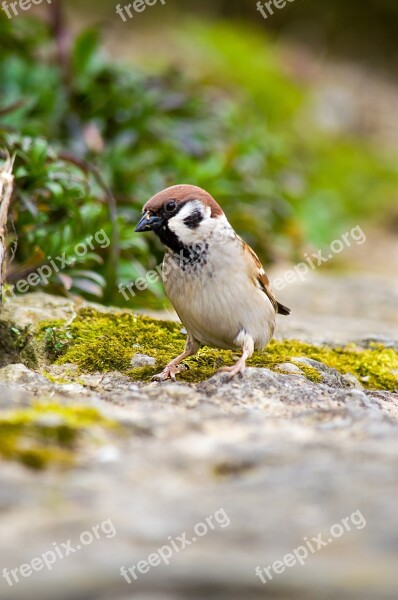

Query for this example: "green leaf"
[72,29,101,78]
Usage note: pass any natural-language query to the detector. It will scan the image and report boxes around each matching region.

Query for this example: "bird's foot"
[217,359,246,379]
[151,362,189,382]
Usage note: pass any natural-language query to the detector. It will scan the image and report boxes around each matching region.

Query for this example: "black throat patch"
[155,224,209,267]
[171,241,209,271]
[155,223,186,255]
[154,219,209,271]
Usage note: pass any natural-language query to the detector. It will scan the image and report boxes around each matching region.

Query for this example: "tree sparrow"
[135,185,290,380]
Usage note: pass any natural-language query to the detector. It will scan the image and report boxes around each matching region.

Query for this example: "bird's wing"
[240,237,291,316]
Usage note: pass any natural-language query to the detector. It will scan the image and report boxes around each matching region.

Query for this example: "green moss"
[0,401,116,470]
[36,308,398,391]
[276,363,323,383]
[213,460,256,478]
[41,365,83,386]
[250,340,398,391]
[41,372,72,385]
[0,319,54,369]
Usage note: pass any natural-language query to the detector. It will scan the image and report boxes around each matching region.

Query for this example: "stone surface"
[0,281,397,600]
[0,365,397,600]
[130,353,157,368]
[0,363,55,393]
[273,272,398,344]
[274,361,304,374]
[0,292,77,368]
[0,292,130,368]
[0,292,77,330]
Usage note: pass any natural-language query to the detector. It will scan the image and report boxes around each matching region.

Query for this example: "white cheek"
[168,209,233,247]
[167,201,210,245]
[168,216,204,245]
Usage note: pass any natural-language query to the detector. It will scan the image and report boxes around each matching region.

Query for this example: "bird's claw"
[151,371,174,382]
[151,363,189,382]
[217,363,246,379]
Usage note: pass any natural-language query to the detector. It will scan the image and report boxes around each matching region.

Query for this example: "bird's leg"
[217,334,254,378]
[152,334,200,382]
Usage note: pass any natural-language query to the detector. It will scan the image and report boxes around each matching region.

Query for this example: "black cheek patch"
[183,208,204,229]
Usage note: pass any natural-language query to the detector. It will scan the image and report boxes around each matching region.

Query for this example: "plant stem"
[0,152,16,305]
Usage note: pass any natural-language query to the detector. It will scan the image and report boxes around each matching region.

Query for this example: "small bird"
[135,185,290,381]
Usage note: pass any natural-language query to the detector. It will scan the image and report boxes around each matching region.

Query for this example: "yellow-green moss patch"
[36,308,398,391]
[0,401,116,470]
[249,340,398,391]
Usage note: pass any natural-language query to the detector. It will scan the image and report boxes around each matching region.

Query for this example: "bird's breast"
[162,243,275,350]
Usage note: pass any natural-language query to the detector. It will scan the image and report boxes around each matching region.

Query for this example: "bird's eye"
[165,200,177,212]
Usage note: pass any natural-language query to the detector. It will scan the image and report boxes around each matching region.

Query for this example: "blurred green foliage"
[185,24,398,240]
[0,15,397,308]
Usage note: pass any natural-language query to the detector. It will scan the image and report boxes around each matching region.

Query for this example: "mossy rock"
[2,294,397,391]
[0,401,116,470]
[0,293,77,368]
[36,307,398,392]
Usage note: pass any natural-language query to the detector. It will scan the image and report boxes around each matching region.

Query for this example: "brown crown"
[143,185,224,218]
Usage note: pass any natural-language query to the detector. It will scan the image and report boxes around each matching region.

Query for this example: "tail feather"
[277,302,291,316]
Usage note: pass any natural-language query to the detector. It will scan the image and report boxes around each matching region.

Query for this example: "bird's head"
[135,184,225,251]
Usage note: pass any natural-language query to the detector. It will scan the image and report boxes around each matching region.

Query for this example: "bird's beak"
[135,211,163,232]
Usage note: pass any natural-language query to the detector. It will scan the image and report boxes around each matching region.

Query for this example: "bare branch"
[0,151,16,305]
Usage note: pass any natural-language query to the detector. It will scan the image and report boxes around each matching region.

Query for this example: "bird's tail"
[277,302,291,316]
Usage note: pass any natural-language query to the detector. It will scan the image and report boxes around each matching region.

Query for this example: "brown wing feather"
[241,238,291,316]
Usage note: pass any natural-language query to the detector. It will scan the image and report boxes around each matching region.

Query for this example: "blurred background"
[1,5,398,600]
[1,0,397,309]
